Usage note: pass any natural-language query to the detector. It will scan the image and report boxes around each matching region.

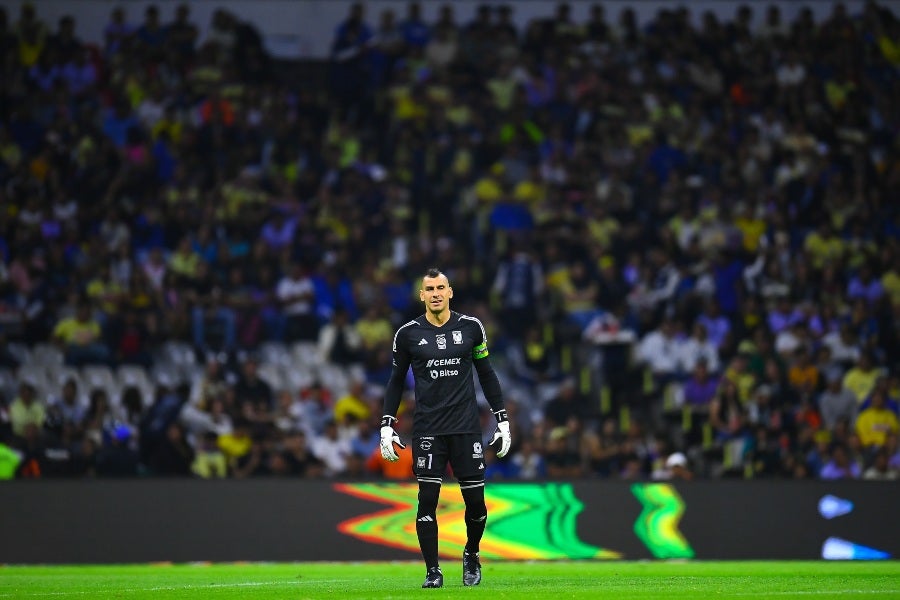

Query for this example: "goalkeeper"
[380,268,511,589]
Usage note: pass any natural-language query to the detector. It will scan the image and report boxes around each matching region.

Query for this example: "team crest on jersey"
[436,334,446,350]
[417,457,426,468]
[473,442,482,454]
[452,330,463,344]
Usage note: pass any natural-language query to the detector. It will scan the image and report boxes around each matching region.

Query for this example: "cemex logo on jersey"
[427,357,460,379]
[436,334,447,349]
[426,358,461,367]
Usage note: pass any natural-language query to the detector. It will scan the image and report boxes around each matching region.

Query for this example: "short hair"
[424,267,443,279]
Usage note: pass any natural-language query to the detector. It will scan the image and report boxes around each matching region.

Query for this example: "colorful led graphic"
[822,537,890,560]
[334,482,622,560]
[818,495,854,520]
[817,495,890,560]
[631,483,695,559]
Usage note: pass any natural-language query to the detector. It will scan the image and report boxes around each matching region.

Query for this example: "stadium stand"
[0,1,899,481]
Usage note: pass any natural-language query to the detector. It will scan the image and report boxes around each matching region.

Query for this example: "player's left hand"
[490,420,511,458]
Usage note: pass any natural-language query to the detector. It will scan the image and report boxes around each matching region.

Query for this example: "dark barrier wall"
[1,481,897,564]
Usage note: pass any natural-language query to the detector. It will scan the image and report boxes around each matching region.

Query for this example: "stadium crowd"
[1,1,899,482]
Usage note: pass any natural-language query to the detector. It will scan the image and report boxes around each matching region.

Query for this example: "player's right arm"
[380,323,412,461]
[382,324,412,419]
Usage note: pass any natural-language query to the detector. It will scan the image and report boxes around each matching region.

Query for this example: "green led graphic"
[335,483,621,560]
[631,483,695,559]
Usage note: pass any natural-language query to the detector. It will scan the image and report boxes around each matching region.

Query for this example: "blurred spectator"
[166,4,198,58]
[491,242,544,339]
[9,381,44,438]
[232,434,271,478]
[365,437,412,479]
[508,439,547,479]
[134,5,166,61]
[652,451,694,481]
[188,261,237,354]
[52,300,110,366]
[192,432,228,478]
[843,352,881,404]
[103,6,134,57]
[311,420,352,477]
[234,357,273,420]
[855,391,899,451]
[636,318,683,383]
[679,323,720,374]
[543,424,583,479]
[543,379,585,428]
[819,373,858,430]
[218,419,253,468]
[862,448,898,480]
[819,444,861,480]
[147,423,194,476]
[95,425,140,477]
[682,359,719,408]
[45,377,87,440]
[333,381,370,426]
[317,307,363,368]
[277,263,318,342]
[277,430,323,477]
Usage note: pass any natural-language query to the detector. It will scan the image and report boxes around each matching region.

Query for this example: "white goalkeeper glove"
[490,409,512,458]
[379,415,405,462]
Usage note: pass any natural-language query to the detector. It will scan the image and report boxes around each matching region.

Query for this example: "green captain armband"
[473,342,489,359]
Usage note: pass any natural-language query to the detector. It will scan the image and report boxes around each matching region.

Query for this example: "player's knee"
[459,478,487,519]
[417,481,441,516]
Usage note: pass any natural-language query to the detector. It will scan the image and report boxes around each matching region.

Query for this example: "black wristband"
[381,415,397,428]
[493,409,508,423]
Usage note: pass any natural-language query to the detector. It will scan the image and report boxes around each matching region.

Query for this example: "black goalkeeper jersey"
[383,311,500,437]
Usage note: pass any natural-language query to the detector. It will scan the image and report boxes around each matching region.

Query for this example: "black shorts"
[412,433,485,480]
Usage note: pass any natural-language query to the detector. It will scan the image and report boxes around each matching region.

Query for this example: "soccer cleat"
[462,550,482,586]
[422,566,444,588]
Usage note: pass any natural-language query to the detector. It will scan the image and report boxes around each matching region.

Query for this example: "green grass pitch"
[1,561,897,599]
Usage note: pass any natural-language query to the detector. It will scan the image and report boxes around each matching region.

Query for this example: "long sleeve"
[382,327,411,419]
[474,356,504,413]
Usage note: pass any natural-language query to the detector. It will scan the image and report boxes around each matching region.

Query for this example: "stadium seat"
[16,364,53,400]
[6,342,32,366]
[82,365,118,397]
[47,365,84,398]
[258,341,292,368]
[117,365,156,408]
[0,367,17,402]
[151,363,183,390]
[257,362,286,393]
[152,340,200,385]
[31,344,65,369]
[282,363,315,393]
[291,341,321,368]
[317,363,350,398]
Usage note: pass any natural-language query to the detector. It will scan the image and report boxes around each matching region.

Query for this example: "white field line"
[2,585,897,598]
[0,579,349,597]
[727,593,900,596]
